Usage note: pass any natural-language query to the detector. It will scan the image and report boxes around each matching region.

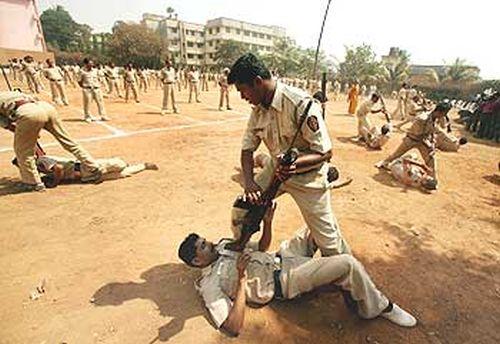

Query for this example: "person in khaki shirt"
[376,103,452,185]
[78,58,108,122]
[160,59,178,115]
[388,153,438,191]
[22,56,43,94]
[123,63,140,103]
[187,66,201,103]
[30,155,158,188]
[43,59,69,106]
[137,67,149,93]
[396,94,427,129]
[104,62,123,98]
[356,93,387,139]
[228,53,349,257]
[178,203,417,336]
[218,68,232,111]
[0,91,102,192]
[392,83,408,120]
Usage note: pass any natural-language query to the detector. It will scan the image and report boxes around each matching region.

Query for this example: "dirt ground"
[0,77,498,344]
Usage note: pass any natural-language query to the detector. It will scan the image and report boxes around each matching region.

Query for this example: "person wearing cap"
[0,90,103,192]
[160,59,178,115]
[43,59,69,106]
[104,62,123,98]
[218,68,232,111]
[356,93,389,141]
[78,58,109,122]
[22,56,43,94]
[396,93,427,129]
[376,103,452,185]
[123,62,140,104]
[188,66,201,103]
[177,204,417,336]
[227,53,350,257]
[392,83,408,120]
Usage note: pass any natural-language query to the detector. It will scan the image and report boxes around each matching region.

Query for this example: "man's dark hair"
[313,91,328,103]
[228,53,271,85]
[178,233,200,267]
[435,103,451,113]
[459,137,468,145]
[83,57,90,65]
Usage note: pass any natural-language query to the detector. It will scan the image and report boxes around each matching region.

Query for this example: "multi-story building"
[141,13,285,67]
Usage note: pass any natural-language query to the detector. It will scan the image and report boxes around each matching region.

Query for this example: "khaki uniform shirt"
[0,91,35,128]
[44,66,64,81]
[242,82,331,168]
[124,70,137,83]
[356,99,375,118]
[406,113,435,142]
[196,239,278,328]
[218,74,229,89]
[161,67,176,83]
[78,68,100,88]
[188,71,200,82]
[22,61,37,75]
[398,88,407,101]
[406,100,425,117]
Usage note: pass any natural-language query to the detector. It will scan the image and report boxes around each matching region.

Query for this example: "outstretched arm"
[258,202,277,252]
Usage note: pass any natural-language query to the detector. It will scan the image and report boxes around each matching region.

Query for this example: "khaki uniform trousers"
[125,82,139,102]
[162,83,177,112]
[14,101,100,185]
[188,81,200,102]
[436,131,460,152]
[357,115,372,138]
[85,158,146,181]
[26,72,41,93]
[82,87,106,116]
[107,79,122,98]
[279,228,389,319]
[49,80,68,105]
[219,87,230,109]
[392,99,406,120]
[233,157,351,256]
[139,77,148,93]
[384,137,437,178]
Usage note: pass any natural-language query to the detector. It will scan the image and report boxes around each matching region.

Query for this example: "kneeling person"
[178,204,417,336]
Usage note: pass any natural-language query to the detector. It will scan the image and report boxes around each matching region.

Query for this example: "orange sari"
[348,84,359,115]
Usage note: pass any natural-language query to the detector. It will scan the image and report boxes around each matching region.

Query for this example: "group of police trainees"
[2,51,491,335]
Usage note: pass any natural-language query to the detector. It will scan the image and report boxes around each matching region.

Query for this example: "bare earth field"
[0,78,498,344]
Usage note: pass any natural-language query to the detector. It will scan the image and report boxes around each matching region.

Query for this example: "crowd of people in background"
[455,89,500,143]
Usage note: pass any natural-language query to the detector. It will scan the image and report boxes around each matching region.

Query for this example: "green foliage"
[444,58,480,83]
[380,49,410,91]
[214,40,247,68]
[337,44,384,84]
[41,5,92,52]
[107,22,164,68]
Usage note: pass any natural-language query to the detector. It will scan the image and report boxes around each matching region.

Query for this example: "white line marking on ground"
[0,117,247,154]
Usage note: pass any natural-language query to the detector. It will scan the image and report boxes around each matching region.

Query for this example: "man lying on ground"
[178,203,417,336]
[387,153,437,191]
[13,155,158,188]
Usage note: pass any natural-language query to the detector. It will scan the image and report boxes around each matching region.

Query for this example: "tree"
[108,22,164,68]
[166,6,176,18]
[41,5,92,52]
[380,49,410,91]
[337,44,384,84]
[444,58,480,83]
[214,40,247,68]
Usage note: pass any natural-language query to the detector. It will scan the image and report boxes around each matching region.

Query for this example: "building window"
[208,28,212,35]
[187,42,194,47]
[236,29,241,34]
[170,40,178,46]
[171,28,177,34]
[187,53,194,59]
[197,43,204,48]
[209,53,213,59]
[216,27,220,34]
[244,30,249,36]
[266,34,272,40]
[259,33,264,38]
[208,41,213,47]
[252,32,257,37]
[199,54,203,59]
[225,27,230,33]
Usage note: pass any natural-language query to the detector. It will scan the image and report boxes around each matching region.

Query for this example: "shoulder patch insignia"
[307,116,319,132]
